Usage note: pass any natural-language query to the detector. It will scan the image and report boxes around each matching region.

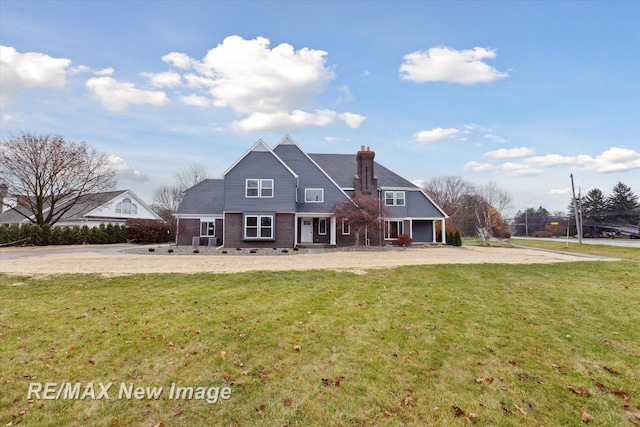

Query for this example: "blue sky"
[1,0,638,216]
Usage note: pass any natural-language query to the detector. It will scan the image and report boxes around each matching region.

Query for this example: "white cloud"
[162,51,195,69]
[484,134,507,143]
[524,147,640,173]
[550,188,571,195]
[338,112,366,128]
[86,77,169,112]
[501,162,544,176]
[414,127,459,144]
[108,156,150,182]
[178,36,335,114]
[231,109,338,132]
[159,36,362,132]
[524,154,576,167]
[399,46,509,84]
[141,71,182,88]
[181,94,211,107]
[485,147,535,159]
[579,147,640,173]
[464,161,495,172]
[0,45,71,105]
[336,85,354,103]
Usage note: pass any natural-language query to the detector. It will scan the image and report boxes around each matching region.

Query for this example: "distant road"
[513,237,640,248]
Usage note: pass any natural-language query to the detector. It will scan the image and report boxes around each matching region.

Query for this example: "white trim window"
[246,179,274,198]
[385,191,405,206]
[116,198,138,214]
[305,188,324,203]
[200,221,215,236]
[342,220,351,235]
[318,218,327,235]
[384,220,404,239]
[244,215,273,239]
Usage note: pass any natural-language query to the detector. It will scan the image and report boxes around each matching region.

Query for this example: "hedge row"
[0,223,128,246]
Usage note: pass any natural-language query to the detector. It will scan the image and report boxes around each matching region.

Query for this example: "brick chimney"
[354,146,377,197]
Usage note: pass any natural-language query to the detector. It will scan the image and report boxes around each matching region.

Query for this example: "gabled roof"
[273,135,351,201]
[223,139,298,181]
[176,179,225,216]
[308,154,418,189]
[0,190,160,224]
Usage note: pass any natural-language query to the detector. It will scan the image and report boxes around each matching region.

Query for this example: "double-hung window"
[384,191,405,206]
[246,179,274,198]
[244,215,273,239]
[200,221,215,236]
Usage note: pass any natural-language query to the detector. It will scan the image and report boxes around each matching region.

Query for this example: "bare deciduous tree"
[0,132,117,225]
[331,196,387,246]
[422,176,474,217]
[150,184,183,233]
[175,162,209,191]
[473,181,512,245]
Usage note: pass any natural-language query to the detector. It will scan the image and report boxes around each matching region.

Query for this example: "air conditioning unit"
[192,237,200,246]
[208,237,217,246]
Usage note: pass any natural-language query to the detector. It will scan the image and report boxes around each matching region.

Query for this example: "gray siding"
[406,191,444,217]
[224,151,296,212]
[273,144,348,212]
[412,220,434,242]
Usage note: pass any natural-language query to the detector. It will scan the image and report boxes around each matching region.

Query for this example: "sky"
[1,0,639,217]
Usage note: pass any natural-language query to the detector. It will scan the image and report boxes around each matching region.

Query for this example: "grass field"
[507,238,640,261]
[1,259,639,426]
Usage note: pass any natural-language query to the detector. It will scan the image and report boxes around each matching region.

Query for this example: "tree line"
[513,182,639,237]
[421,176,512,245]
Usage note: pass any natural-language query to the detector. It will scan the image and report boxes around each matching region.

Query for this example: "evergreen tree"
[606,182,639,224]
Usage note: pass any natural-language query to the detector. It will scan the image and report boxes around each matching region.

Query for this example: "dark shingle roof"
[0,190,127,224]
[176,179,224,215]
[308,154,418,189]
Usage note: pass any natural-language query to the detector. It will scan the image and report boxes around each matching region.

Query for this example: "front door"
[301,218,313,243]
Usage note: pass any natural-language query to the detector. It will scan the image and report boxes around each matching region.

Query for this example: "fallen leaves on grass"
[610,389,630,400]
[603,366,620,374]
[475,376,494,385]
[568,386,590,396]
[256,404,266,419]
[581,412,594,422]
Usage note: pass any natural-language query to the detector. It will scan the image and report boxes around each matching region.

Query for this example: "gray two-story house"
[175,135,447,248]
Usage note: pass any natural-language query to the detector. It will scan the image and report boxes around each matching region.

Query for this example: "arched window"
[116,198,138,215]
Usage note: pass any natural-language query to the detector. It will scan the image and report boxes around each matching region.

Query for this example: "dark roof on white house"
[176,179,225,215]
[0,190,128,224]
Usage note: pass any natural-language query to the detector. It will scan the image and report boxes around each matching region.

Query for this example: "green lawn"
[508,238,640,261]
[1,262,639,426]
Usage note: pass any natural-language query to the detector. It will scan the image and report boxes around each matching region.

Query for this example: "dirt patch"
[0,244,615,277]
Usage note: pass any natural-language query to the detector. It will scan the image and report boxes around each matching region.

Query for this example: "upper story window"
[116,198,137,214]
[246,179,274,198]
[305,188,324,203]
[384,191,405,206]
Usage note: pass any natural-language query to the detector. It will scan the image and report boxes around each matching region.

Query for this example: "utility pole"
[570,174,582,244]
[525,210,528,237]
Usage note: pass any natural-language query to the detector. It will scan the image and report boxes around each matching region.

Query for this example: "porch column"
[330,216,336,245]
[441,219,446,243]
[432,220,436,243]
